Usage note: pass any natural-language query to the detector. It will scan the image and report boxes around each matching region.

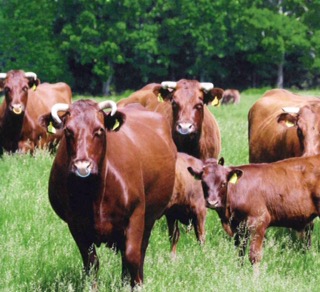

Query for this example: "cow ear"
[227,169,243,184]
[104,111,126,132]
[153,85,173,102]
[187,166,203,180]
[277,113,298,128]
[38,113,64,134]
[28,78,40,91]
[204,88,224,106]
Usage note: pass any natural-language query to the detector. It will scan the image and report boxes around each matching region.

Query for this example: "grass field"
[1,88,320,291]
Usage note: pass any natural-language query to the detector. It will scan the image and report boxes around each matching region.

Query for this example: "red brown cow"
[164,152,206,256]
[248,88,320,163]
[0,70,72,154]
[221,89,241,105]
[188,156,320,267]
[118,79,224,160]
[40,100,177,288]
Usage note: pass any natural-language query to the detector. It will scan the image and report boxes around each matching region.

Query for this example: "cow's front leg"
[247,215,270,276]
[68,223,99,275]
[123,206,145,288]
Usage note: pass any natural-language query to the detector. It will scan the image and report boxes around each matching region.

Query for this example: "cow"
[40,100,177,288]
[118,79,224,160]
[248,88,320,163]
[221,89,241,105]
[188,155,320,268]
[164,152,206,256]
[0,70,72,154]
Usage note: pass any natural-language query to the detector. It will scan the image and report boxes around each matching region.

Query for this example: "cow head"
[188,157,242,209]
[153,79,224,138]
[0,70,40,115]
[278,103,320,156]
[41,99,125,178]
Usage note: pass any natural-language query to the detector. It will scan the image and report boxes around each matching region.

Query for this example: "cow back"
[249,89,318,163]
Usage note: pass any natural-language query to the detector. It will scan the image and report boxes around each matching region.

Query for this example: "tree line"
[1,0,319,95]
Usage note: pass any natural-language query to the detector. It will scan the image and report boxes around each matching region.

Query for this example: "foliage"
[0,0,320,94]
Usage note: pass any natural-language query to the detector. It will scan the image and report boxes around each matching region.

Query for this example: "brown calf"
[189,156,320,266]
[164,152,207,256]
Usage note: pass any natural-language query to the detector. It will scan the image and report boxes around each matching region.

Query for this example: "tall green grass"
[1,88,320,291]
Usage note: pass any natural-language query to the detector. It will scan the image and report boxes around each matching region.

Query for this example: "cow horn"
[282,107,300,114]
[24,72,37,80]
[0,73,7,79]
[98,100,117,116]
[200,82,214,92]
[161,81,177,89]
[51,103,70,124]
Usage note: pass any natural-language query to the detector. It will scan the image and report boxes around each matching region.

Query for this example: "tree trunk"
[276,59,284,88]
[102,74,113,96]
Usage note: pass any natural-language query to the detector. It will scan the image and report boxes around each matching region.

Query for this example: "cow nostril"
[75,161,92,178]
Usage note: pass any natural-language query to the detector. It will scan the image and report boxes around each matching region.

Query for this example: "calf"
[164,152,207,256]
[189,156,320,266]
[221,89,241,104]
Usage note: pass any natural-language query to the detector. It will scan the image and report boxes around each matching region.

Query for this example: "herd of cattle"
[1,69,320,288]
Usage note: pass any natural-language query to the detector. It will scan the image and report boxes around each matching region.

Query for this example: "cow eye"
[64,127,74,138]
[22,86,28,92]
[195,103,203,110]
[4,86,10,94]
[94,127,105,137]
[221,182,226,189]
[171,100,178,109]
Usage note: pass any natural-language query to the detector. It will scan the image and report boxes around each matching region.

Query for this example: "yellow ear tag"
[158,93,164,102]
[47,122,57,134]
[112,119,120,131]
[285,120,295,127]
[212,96,220,107]
[229,173,238,184]
[32,84,37,91]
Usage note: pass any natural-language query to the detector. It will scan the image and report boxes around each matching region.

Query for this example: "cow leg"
[139,221,156,282]
[193,211,206,245]
[68,224,99,275]
[166,215,180,256]
[234,221,249,262]
[122,208,145,288]
[247,215,270,269]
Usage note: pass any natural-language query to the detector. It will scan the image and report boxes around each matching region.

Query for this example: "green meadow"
[1,88,320,291]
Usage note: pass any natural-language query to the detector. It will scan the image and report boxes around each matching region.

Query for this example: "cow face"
[0,70,39,115]
[188,157,238,209]
[278,103,320,156]
[154,79,223,137]
[40,100,124,178]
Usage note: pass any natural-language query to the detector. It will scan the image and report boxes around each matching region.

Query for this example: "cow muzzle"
[176,122,195,135]
[206,199,221,209]
[11,104,24,115]
[74,160,92,178]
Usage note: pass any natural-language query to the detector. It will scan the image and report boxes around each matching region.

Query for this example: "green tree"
[0,0,71,83]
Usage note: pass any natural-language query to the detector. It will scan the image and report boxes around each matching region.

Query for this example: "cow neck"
[173,133,201,158]
[0,107,25,151]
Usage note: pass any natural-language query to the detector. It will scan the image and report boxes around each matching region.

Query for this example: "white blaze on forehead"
[282,107,300,114]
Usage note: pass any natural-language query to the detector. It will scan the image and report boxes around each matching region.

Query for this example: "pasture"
[1,88,320,291]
